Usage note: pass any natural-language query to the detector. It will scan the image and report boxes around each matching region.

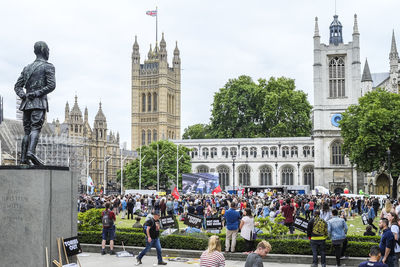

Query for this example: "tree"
[340,89,400,198]
[209,75,312,138]
[119,140,192,190]
[182,123,210,139]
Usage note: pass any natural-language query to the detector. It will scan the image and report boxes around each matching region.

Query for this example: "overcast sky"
[0,0,399,148]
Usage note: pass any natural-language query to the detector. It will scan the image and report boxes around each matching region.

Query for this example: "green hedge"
[78,230,376,257]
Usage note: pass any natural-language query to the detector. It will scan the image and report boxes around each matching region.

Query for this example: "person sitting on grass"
[358,245,388,267]
[132,217,142,228]
[364,225,376,236]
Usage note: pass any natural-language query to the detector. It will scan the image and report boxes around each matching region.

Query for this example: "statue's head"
[34,41,49,60]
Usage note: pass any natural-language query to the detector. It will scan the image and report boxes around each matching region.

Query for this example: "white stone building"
[174,14,399,195]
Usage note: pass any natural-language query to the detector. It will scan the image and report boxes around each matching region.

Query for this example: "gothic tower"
[131,33,181,150]
[389,31,399,93]
[313,14,361,193]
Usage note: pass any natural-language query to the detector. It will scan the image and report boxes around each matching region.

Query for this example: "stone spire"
[159,32,167,61]
[148,44,153,59]
[133,35,139,51]
[390,30,399,61]
[314,17,320,37]
[64,101,70,123]
[84,106,88,122]
[353,14,359,35]
[361,58,373,82]
[173,41,180,68]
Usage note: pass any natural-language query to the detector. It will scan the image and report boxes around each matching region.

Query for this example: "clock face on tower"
[331,114,343,127]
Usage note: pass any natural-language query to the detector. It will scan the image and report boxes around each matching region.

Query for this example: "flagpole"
[156,6,158,44]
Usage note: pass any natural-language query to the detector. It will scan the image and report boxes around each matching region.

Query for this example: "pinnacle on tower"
[148,44,153,59]
[84,106,88,122]
[390,30,399,60]
[133,35,139,50]
[361,58,373,82]
[314,17,320,37]
[174,41,180,56]
[329,15,343,45]
[160,32,166,49]
[353,14,359,35]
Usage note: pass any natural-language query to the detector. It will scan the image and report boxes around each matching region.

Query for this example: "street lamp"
[232,155,236,193]
[176,145,184,191]
[157,144,164,191]
[104,155,111,195]
[387,148,395,198]
[120,151,128,195]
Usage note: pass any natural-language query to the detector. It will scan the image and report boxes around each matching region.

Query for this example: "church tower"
[313,14,361,193]
[389,31,399,93]
[131,34,181,151]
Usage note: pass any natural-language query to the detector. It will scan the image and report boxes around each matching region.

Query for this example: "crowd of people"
[78,191,400,267]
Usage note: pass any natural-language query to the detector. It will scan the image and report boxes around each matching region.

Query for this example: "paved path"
[77,252,313,267]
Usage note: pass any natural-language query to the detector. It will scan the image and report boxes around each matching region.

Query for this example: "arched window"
[281,166,294,185]
[250,147,257,158]
[197,165,209,173]
[270,147,277,158]
[303,146,311,157]
[142,93,146,112]
[147,130,151,145]
[241,147,248,157]
[329,56,345,98]
[153,93,158,111]
[191,148,198,159]
[291,146,298,157]
[282,146,289,158]
[261,147,269,158]
[230,147,237,157]
[260,165,272,185]
[239,165,251,186]
[222,147,229,158]
[211,147,218,158]
[331,141,345,165]
[217,165,230,190]
[303,166,314,189]
[147,93,152,111]
[312,146,315,157]
[153,129,157,142]
[202,148,209,159]
[141,130,145,145]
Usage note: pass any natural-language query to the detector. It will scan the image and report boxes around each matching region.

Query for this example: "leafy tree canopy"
[340,89,400,177]
[208,75,312,138]
[119,140,192,190]
[182,123,210,139]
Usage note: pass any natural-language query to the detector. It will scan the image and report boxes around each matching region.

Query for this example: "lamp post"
[232,155,236,193]
[176,145,183,191]
[157,144,164,191]
[103,155,111,195]
[120,152,128,195]
[387,148,395,198]
[139,146,146,190]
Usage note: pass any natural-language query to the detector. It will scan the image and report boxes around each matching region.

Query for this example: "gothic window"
[202,148,209,159]
[211,147,218,158]
[291,146,298,157]
[312,146,315,157]
[239,165,251,186]
[261,147,269,158]
[197,165,209,173]
[331,140,345,165]
[222,147,229,158]
[142,93,146,112]
[230,147,237,157]
[147,93,152,112]
[281,166,294,185]
[141,130,145,146]
[270,147,278,158]
[153,130,157,141]
[282,146,289,158]
[329,56,346,98]
[241,147,249,157]
[303,146,311,157]
[153,93,158,111]
[303,166,314,189]
[147,130,151,145]
[191,148,198,159]
[250,147,257,158]
[260,165,272,185]
[217,165,230,190]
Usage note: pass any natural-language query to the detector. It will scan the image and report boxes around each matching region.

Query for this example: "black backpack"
[102,210,113,227]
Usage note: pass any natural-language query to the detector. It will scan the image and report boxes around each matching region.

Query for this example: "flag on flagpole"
[172,187,180,200]
[87,176,94,187]
[146,10,157,17]
[212,185,222,195]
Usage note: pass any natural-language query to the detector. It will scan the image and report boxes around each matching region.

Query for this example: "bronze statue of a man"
[14,41,56,165]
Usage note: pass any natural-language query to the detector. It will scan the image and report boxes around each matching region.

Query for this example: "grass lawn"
[113,212,375,236]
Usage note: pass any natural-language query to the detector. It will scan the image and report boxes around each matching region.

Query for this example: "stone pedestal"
[0,166,77,267]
